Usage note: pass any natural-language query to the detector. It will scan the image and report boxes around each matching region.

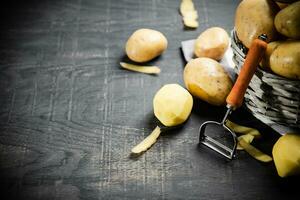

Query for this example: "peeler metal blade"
[199,106,237,160]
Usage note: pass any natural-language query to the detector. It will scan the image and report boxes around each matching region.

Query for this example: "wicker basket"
[230,30,300,128]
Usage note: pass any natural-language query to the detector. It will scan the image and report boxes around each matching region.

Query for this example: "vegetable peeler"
[199,34,268,160]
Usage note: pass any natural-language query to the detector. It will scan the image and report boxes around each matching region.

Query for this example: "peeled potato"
[183,58,233,106]
[131,84,193,154]
[153,84,193,127]
[194,27,229,61]
[125,29,168,63]
[272,133,300,177]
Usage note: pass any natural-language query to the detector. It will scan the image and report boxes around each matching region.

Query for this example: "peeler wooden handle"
[226,36,267,109]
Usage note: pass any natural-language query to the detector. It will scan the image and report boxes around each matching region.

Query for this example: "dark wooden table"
[0,0,298,199]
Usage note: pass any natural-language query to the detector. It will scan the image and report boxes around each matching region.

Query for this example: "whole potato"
[260,41,283,71]
[270,41,300,79]
[194,27,229,61]
[183,57,233,106]
[235,0,280,48]
[125,29,168,63]
[274,1,300,39]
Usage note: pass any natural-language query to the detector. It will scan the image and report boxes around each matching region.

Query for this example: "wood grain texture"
[0,0,298,199]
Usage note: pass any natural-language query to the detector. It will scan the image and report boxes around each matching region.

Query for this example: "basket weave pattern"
[231,30,300,128]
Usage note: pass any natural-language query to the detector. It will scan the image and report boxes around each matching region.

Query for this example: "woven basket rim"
[231,29,300,84]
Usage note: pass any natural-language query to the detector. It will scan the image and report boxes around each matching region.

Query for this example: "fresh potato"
[275,1,300,39]
[272,133,300,177]
[260,41,283,71]
[183,57,233,106]
[153,84,193,127]
[125,29,168,63]
[194,27,229,61]
[270,41,300,79]
[235,0,280,48]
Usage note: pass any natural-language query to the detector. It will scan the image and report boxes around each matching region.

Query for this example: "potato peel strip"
[226,120,272,162]
[239,138,273,162]
[180,0,199,28]
[131,126,161,154]
[237,134,254,150]
[120,62,161,74]
[226,120,261,138]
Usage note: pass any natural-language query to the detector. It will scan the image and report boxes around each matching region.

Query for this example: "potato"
[183,57,233,106]
[260,41,283,71]
[272,133,300,177]
[153,84,193,127]
[270,41,300,79]
[235,0,280,48]
[194,27,229,61]
[125,29,168,63]
[274,1,300,39]
[131,84,193,154]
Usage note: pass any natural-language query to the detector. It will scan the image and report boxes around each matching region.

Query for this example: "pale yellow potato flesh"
[131,126,161,154]
[183,57,233,106]
[194,27,229,61]
[226,120,261,139]
[125,29,168,63]
[180,0,194,15]
[239,138,273,162]
[153,84,193,127]
[120,62,161,74]
[131,84,193,154]
[272,133,300,177]
[180,0,199,28]
[226,120,272,162]
[237,134,254,150]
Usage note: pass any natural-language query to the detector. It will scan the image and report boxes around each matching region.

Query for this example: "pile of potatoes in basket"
[235,0,300,80]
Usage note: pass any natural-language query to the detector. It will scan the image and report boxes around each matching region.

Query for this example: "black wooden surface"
[0,0,298,199]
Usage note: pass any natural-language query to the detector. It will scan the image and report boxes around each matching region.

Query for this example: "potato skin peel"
[180,0,199,28]
[120,62,161,74]
[239,138,273,162]
[131,126,161,154]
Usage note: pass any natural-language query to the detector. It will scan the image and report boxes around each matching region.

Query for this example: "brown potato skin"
[125,29,168,63]
[235,0,280,48]
[260,41,283,71]
[183,57,233,106]
[270,41,300,79]
[275,1,300,39]
[194,27,229,61]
